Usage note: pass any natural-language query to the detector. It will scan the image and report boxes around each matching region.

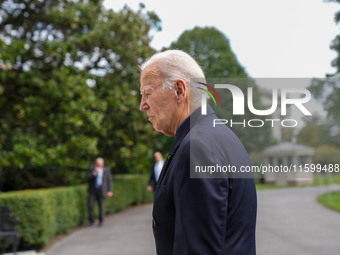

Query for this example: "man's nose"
[139,98,149,111]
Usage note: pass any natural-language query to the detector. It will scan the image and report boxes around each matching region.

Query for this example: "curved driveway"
[257,185,340,255]
[47,186,340,255]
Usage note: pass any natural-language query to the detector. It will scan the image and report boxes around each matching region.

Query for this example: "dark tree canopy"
[170,26,247,78]
[0,0,163,190]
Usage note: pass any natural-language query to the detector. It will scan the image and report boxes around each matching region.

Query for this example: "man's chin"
[150,122,173,136]
[152,122,160,132]
[151,122,165,134]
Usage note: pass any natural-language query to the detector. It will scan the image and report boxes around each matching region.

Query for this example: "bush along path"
[0,174,153,251]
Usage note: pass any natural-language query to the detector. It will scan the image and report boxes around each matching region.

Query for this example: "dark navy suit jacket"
[148,163,157,191]
[152,105,257,255]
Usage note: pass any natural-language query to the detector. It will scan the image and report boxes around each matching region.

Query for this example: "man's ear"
[174,80,187,103]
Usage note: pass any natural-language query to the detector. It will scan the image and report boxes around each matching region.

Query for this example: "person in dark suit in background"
[139,50,257,254]
[147,152,164,192]
[87,157,113,227]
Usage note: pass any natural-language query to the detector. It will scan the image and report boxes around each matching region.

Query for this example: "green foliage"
[0,174,153,250]
[317,191,340,213]
[0,190,58,248]
[314,177,340,185]
[256,178,340,190]
[0,165,87,191]
[169,27,274,153]
[307,2,340,138]
[297,124,321,147]
[313,144,340,165]
[255,184,295,190]
[169,27,247,78]
[326,0,340,72]
[249,152,262,166]
[0,0,164,189]
[281,127,294,142]
[308,78,340,137]
[296,116,340,148]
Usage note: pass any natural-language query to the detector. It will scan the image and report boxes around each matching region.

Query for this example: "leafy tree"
[0,0,161,191]
[308,0,340,138]
[313,144,340,166]
[297,114,340,148]
[325,0,340,72]
[169,27,274,153]
[169,26,247,78]
[308,77,340,132]
[82,3,162,174]
[281,127,294,142]
[297,124,321,147]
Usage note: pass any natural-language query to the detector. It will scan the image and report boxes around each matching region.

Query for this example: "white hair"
[95,157,104,162]
[140,50,206,110]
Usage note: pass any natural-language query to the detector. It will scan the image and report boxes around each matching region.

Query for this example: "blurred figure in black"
[87,157,113,227]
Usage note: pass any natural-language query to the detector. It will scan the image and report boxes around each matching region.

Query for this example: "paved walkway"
[47,205,156,255]
[257,185,340,255]
[47,186,340,255]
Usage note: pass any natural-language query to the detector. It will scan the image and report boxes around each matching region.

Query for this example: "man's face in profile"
[139,64,177,136]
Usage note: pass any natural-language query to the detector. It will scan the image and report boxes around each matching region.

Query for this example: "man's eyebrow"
[140,87,153,93]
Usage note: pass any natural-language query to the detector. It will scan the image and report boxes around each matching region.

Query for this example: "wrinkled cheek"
[160,115,171,131]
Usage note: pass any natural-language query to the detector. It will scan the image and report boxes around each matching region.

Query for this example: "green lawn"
[255,184,292,190]
[255,178,340,191]
[313,177,340,185]
[317,191,340,213]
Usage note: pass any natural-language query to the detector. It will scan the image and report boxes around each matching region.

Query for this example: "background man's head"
[139,50,205,136]
[154,152,163,162]
[95,157,104,167]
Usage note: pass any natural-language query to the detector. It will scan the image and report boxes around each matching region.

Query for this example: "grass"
[254,177,340,191]
[317,191,340,213]
[313,177,340,185]
[255,184,292,190]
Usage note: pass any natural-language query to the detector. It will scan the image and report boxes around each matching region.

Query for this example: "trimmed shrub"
[0,174,153,250]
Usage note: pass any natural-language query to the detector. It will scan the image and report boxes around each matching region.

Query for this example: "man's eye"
[146,93,151,98]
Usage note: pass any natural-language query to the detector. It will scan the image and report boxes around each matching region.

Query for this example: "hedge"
[0,174,153,250]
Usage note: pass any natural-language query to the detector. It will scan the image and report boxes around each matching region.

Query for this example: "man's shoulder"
[181,113,241,146]
[177,113,250,164]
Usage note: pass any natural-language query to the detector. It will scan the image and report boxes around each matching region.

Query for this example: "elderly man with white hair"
[139,50,257,255]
